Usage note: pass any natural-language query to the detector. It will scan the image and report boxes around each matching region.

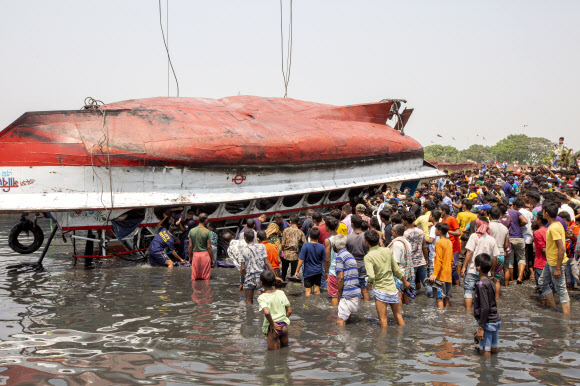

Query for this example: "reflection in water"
[0,214,578,384]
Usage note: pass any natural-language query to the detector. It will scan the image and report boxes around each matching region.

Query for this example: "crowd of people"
[146,161,580,353]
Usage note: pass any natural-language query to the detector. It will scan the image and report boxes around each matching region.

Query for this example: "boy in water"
[293,227,326,296]
[258,270,292,350]
[428,222,453,308]
[259,230,282,278]
[364,230,410,327]
[473,253,501,356]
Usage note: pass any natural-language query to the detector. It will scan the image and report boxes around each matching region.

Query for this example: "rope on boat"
[81,97,115,225]
[81,97,104,110]
[280,0,293,98]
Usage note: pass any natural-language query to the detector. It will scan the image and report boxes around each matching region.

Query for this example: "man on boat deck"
[148,215,186,267]
[189,213,215,280]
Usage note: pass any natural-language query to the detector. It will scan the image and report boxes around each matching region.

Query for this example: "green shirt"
[257,290,290,334]
[188,226,211,253]
[364,246,404,294]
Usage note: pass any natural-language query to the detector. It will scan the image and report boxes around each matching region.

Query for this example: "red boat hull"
[0,96,422,168]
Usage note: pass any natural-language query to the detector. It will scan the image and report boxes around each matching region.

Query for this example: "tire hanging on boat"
[8,220,45,254]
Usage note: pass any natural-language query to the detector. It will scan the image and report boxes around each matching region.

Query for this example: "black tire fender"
[9,220,45,254]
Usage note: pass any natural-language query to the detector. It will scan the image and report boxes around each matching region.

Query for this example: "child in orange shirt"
[429,222,453,308]
[258,231,281,278]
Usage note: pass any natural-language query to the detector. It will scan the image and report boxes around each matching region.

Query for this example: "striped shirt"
[335,249,361,299]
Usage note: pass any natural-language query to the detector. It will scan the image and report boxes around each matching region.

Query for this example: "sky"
[1,0,579,151]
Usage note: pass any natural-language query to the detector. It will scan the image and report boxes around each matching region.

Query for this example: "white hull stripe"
[0,158,443,212]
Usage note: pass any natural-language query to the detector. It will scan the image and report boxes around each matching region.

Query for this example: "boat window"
[328,189,346,202]
[348,187,364,198]
[255,198,279,211]
[112,208,146,222]
[153,206,183,220]
[282,194,303,207]
[306,192,325,205]
[225,200,251,214]
[197,203,219,216]
[367,185,383,195]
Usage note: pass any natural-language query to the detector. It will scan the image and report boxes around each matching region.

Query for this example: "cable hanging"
[280,0,293,98]
[159,0,179,97]
[81,97,114,223]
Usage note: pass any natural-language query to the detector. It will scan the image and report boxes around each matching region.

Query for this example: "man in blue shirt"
[506,198,528,285]
[293,227,326,296]
[442,189,453,214]
[274,213,290,235]
[501,177,516,198]
[148,222,186,267]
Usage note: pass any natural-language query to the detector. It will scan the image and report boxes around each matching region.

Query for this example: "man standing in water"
[280,214,307,281]
[189,213,215,280]
[346,215,370,300]
[538,201,571,315]
[334,234,361,325]
[240,229,282,304]
[364,230,409,327]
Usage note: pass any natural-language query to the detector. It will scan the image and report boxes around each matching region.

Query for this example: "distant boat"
[0,95,442,256]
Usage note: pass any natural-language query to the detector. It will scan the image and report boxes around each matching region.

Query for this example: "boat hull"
[0,155,441,213]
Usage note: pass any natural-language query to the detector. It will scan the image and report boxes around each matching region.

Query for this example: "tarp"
[112,216,144,241]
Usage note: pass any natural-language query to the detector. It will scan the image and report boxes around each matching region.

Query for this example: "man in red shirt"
[533,213,549,298]
[441,204,461,285]
[258,231,281,278]
[558,211,580,290]
[313,211,330,245]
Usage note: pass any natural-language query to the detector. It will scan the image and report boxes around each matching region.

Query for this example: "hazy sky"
[1,1,579,150]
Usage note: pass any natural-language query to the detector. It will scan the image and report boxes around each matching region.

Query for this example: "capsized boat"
[0,95,443,258]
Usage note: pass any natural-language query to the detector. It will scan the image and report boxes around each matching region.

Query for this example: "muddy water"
[0,215,579,385]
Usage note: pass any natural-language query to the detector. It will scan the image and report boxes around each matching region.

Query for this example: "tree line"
[424,134,577,166]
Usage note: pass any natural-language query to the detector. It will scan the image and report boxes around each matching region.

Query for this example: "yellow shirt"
[546,222,568,266]
[414,211,431,237]
[337,222,348,236]
[457,211,477,235]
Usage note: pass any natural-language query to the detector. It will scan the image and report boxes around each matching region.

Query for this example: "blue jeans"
[452,253,460,282]
[552,155,560,168]
[479,321,501,351]
[534,268,555,300]
[538,263,569,303]
[463,272,480,299]
[358,266,368,288]
[564,259,575,286]
[414,265,433,298]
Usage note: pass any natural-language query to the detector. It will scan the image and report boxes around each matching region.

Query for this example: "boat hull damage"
[0,95,444,257]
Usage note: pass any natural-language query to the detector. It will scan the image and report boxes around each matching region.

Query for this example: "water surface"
[0,215,579,385]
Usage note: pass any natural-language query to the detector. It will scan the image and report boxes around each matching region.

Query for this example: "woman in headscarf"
[265,222,282,255]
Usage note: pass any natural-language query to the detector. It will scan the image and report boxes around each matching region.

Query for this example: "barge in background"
[0,95,443,263]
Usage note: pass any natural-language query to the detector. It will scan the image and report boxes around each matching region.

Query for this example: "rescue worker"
[148,214,186,267]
